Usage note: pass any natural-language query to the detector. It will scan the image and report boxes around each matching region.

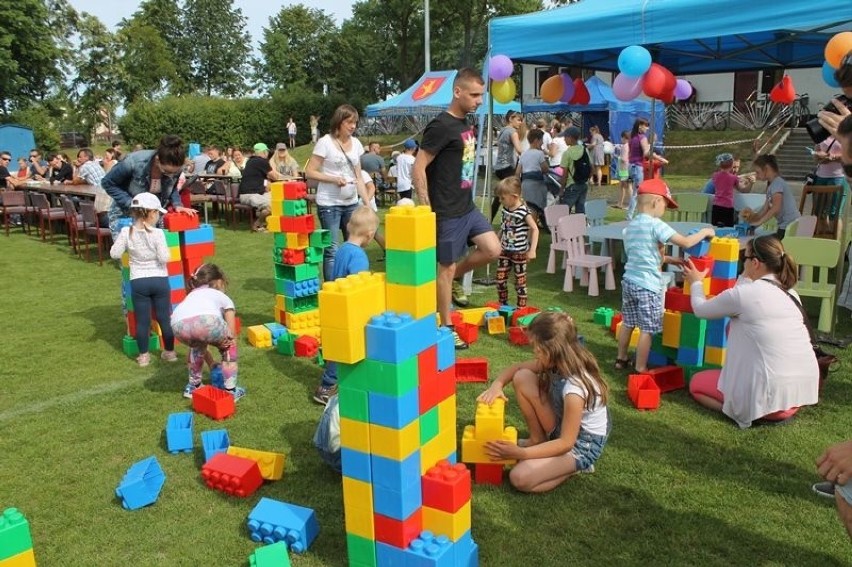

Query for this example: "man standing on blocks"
[413,68,501,350]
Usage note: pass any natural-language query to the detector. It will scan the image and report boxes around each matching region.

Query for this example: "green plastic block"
[304,246,323,265]
[315,349,325,368]
[679,313,707,348]
[163,230,179,247]
[283,199,308,217]
[276,333,296,356]
[338,372,370,422]
[274,262,319,282]
[249,541,291,567]
[517,313,540,327]
[593,307,614,326]
[0,508,33,561]
[310,229,331,248]
[420,406,439,445]
[121,267,130,281]
[285,295,318,313]
[273,232,287,247]
[122,335,161,357]
[346,534,377,567]
[385,248,437,286]
[125,294,134,312]
[340,356,418,397]
[650,333,678,360]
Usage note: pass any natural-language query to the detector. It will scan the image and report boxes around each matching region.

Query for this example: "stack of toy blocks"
[0,508,36,566]
[460,399,519,484]
[320,204,478,567]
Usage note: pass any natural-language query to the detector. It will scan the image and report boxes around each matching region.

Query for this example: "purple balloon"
[489,55,514,82]
[559,73,575,103]
[613,73,643,101]
[674,79,693,101]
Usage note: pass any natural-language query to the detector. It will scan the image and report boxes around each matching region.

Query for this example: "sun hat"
[130,192,167,213]
[253,142,269,152]
[638,178,678,209]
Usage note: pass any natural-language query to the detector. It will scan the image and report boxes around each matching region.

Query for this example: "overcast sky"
[65,0,354,45]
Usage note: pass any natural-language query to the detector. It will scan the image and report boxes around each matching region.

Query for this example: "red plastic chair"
[29,192,65,242]
[79,200,112,265]
[60,195,84,256]
[1,190,32,236]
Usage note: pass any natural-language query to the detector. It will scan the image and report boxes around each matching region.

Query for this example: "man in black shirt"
[413,68,500,349]
[239,143,282,232]
[47,153,73,184]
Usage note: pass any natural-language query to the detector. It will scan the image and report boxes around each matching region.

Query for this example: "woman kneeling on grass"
[478,312,610,493]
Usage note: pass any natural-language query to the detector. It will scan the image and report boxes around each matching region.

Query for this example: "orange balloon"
[825,31,852,69]
[540,75,564,104]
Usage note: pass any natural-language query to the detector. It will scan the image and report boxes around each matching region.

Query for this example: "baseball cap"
[253,142,269,152]
[130,192,167,213]
[275,142,287,151]
[561,126,581,140]
[403,139,417,150]
[715,152,734,166]
[638,178,678,209]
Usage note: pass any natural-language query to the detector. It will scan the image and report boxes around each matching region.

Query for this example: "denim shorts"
[621,279,663,334]
[436,207,493,264]
[546,376,610,472]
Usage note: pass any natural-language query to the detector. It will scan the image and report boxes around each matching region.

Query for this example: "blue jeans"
[626,163,645,219]
[131,276,174,354]
[559,183,588,213]
[321,361,338,387]
[313,394,342,473]
[317,203,358,281]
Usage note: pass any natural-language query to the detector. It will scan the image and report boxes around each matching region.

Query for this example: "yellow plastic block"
[0,548,36,567]
[339,417,371,453]
[169,245,181,262]
[662,310,682,348]
[473,399,506,440]
[265,215,282,233]
[423,501,471,541]
[321,326,365,364]
[284,309,320,331]
[343,497,375,540]
[385,205,436,252]
[121,252,129,267]
[420,436,444,474]
[274,307,286,325]
[226,446,285,480]
[683,276,710,296]
[456,307,497,326]
[247,325,272,348]
[285,232,309,250]
[269,181,285,201]
[369,420,419,460]
[318,272,386,331]
[386,281,437,320]
[275,295,286,311]
[297,325,322,342]
[437,395,457,434]
[342,476,373,520]
[487,317,506,334]
[615,322,640,348]
[460,424,518,464]
[709,237,739,262]
[705,346,726,366]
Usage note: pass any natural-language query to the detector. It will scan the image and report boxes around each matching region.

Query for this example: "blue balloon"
[618,45,652,78]
[823,61,841,88]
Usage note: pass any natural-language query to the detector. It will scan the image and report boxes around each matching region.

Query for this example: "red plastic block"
[201,453,263,497]
[182,256,203,277]
[171,288,187,304]
[664,287,693,313]
[455,358,488,383]
[688,255,715,274]
[234,316,242,335]
[511,306,541,327]
[421,364,455,414]
[192,385,236,420]
[422,460,472,513]
[485,301,501,310]
[374,508,422,549]
[126,311,137,336]
[294,336,319,357]
[627,374,661,410]
[182,242,215,259]
[283,181,308,200]
[474,463,503,485]
[710,278,736,296]
[508,326,529,346]
[450,311,463,328]
[163,212,200,231]
[166,260,183,276]
[419,345,444,413]
[281,215,316,234]
[455,322,478,345]
[647,365,685,393]
[610,312,623,334]
[280,248,306,265]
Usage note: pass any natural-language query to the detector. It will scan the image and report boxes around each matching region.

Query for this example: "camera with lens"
[806,95,852,144]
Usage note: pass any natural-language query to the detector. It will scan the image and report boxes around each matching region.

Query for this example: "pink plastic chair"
[545,204,571,273]
[551,214,615,296]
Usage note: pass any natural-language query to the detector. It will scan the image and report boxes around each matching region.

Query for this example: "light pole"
[424,0,430,73]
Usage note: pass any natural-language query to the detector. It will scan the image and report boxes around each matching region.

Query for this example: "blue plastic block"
[406,531,453,567]
[711,259,738,280]
[341,448,372,483]
[200,429,230,462]
[377,541,408,567]
[647,349,671,367]
[210,365,225,388]
[467,542,479,567]
[446,451,457,465]
[684,229,711,257]
[452,531,474,567]
[165,412,194,453]
[373,481,422,520]
[366,312,437,364]
[264,322,288,344]
[368,388,420,429]
[282,277,320,298]
[370,451,421,492]
[715,227,738,238]
[436,327,455,372]
[483,311,500,320]
[497,304,516,324]
[676,346,704,366]
[706,317,729,348]
[167,274,185,291]
[115,456,166,510]
[180,224,215,245]
[247,497,319,554]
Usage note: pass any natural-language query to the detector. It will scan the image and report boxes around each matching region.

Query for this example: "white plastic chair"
[545,204,571,273]
[785,215,817,238]
[551,214,616,296]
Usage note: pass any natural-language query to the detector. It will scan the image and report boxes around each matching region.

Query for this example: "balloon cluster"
[821,31,852,88]
[611,45,692,104]
[539,74,590,105]
[489,55,516,104]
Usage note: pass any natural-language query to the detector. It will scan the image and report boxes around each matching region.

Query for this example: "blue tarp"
[0,124,35,165]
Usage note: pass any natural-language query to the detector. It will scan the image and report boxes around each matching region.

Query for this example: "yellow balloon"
[540,75,564,104]
[825,31,852,68]
[491,78,516,104]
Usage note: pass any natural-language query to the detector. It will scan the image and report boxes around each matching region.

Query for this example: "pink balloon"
[674,79,692,101]
[559,73,575,103]
[613,73,643,101]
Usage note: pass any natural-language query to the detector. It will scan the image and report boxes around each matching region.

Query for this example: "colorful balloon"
[768,75,796,105]
[612,73,643,101]
[618,45,652,78]
[822,61,841,88]
[559,73,575,103]
[540,75,564,104]
[571,78,590,105]
[825,31,852,69]
[489,55,514,81]
[491,78,516,104]
[642,63,668,99]
[674,79,693,101]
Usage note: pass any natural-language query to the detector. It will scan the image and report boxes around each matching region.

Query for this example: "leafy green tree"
[72,13,121,138]
[115,20,179,104]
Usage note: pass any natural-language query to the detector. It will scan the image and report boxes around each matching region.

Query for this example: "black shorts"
[495,166,515,180]
[436,208,493,265]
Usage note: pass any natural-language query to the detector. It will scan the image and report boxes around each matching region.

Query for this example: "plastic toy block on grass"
[201,453,263,497]
[165,412,194,453]
[122,334,161,357]
[615,322,640,348]
[374,508,423,549]
[510,306,541,327]
[473,463,504,485]
[386,280,438,320]
[610,312,623,334]
[115,456,166,511]
[486,315,506,334]
[192,385,236,420]
[365,312,437,364]
[247,497,319,553]
[404,531,453,566]
[455,322,478,345]
[263,322,288,344]
[385,248,437,285]
[309,229,331,248]
[0,548,36,566]
[294,336,320,357]
[201,429,230,462]
[456,307,497,327]
[277,277,319,298]
[248,542,291,567]
[662,310,682,348]
[593,307,614,327]
[247,325,273,348]
[163,212,200,231]
[627,374,661,410]
[455,358,488,383]
[461,425,518,465]
[647,366,685,393]
[508,326,529,345]
[0,509,33,564]
[422,460,471,513]
[227,446,285,481]
[274,248,305,266]
[385,205,436,252]
[436,327,456,371]
[318,272,386,330]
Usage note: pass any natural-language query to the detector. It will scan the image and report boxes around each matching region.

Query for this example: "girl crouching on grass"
[478,312,610,493]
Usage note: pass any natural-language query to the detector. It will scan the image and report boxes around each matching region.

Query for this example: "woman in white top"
[683,235,819,428]
[305,104,368,281]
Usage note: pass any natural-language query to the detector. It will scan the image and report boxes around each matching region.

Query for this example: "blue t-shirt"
[332,242,369,280]
[623,214,676,293]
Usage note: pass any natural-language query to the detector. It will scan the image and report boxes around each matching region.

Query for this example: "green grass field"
[2,175,851,566]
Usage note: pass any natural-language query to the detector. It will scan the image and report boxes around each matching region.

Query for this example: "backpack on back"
[571,147,592,184]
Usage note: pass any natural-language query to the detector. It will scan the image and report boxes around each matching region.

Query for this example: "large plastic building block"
[704,345,726,366]
[341,356,419,399]
[419,350,455,414]
[368,388,420,429]
[179,224,214,245]
[647,366,685,393]
[201,429,230,462]
[283,295,318,313]
[163,230,180,247]
[423,501,471,541]
[404,531,453,567]
[263,323,288,345]
[456,307,497,327]
[279,277,320,299]
[369,420,420,461]
[386,248,437,286]
[276,262,320,282]
[247,498,319,554]
[114,457,166,511]
[709,277,736,296]
[273,232,308,250]
[711,259,738,280]
[508,326,529,345]
[374,508,423,549]
[247,325,273,348]
[455,322,478,345]
[321,326,365,364]
[615,322,640,348]
[593,307,614,327]
[687,255,715,275]
[683,275,710,297]
[122,334,161,357]
[371,450,421,495]
[280,214,316,234]
[182,242,215,259]
[486,315,506,334]
[342,478,375,539]
[340,417,371,453]
[683,229,711,257]
[309,228,331,248]
[460,424,518,464]
[284,309,320,332]
[201,453,263,497]
[473,463,504,486]
[676,346,704,366]
[386,281,437,320]
[422,460,471,513]
[346,534,376,566]
[455,358,488,383]
[511,306,541,327]
[341,447,372,483]
[248,542,291,567]
[165,412,194,453]
[170,287,187,305]
[276,332,296,356]
[420,406,440,445]
[275,248,306,266]
[284,180,309,200]
[662,310,682,348]
[365,312,437,364]
[167,274,185,291]
[706,317,730,348]
[163,211,200,231]
[319,272,387,330]
[338,377,370,423]
[709,236,740,262]
[473,399,505,439]
[192,385,236,420]
[373,477,422,520]
[516,313,540,327]
[664,287,693,313]
[282,199,308,216]
[436,327,455,371]
[627,374,661,410]
[610,312,623,334]
[497,304,517,325]
[294,336,320,357]
[0,548,36,567]
[0,509,33,563]
[227,446,285,481]
[385,205,436,252]
[679,313,707,347]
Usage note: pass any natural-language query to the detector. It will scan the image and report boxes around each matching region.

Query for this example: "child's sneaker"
[226,386,246,402]
[137,353,151,367]
[313,384,338,406]
[161,350,178,362]
[451,280,469,307]
[183,382,202,399]
[451,328,469,350]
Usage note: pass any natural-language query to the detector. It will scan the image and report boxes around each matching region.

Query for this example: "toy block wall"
[322,204,478,567]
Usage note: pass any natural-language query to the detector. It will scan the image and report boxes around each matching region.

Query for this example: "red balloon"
[642,63,668,99]
[570,78,590,105]
[659,89,675,104]
[661,66,676,93]
[769,75,797,105]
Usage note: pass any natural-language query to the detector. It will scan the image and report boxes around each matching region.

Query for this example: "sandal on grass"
[614,358,631,370]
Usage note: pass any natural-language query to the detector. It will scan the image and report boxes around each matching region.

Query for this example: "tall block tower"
[320,205,478,567]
